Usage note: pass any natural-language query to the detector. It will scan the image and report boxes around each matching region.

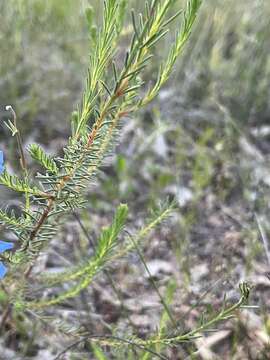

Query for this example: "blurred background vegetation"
[0,0,270,359]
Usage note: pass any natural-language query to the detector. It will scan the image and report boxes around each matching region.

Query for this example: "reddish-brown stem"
[24,81,129,278]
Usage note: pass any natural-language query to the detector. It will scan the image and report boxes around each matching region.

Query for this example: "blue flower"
[0,150,4,174]
[0,241,14,279]
[0,154,13,277]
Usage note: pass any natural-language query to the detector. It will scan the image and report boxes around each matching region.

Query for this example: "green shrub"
[0,1,250,357]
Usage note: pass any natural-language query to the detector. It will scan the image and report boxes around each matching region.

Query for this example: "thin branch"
[126,230,178,329]
[54,334,169,360]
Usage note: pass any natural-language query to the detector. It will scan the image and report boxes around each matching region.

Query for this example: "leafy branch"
[0,0,204,336]
[52,283,250,358]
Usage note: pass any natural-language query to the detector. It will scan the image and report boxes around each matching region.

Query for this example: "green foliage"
[28,144,58,174]
[0,0,202,267]
[0,0,252,357]
[95,282,250,349]
[0,170,43,197]
[92,344,108,360]
[21,204,128,309]
[0,208,30,235]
